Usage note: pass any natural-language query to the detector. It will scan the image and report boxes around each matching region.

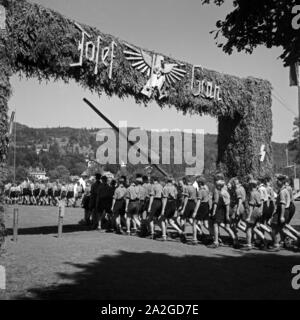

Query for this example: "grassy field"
[0,204,300,300]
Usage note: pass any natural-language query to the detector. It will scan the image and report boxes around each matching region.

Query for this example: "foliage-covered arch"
[0,0,273,240]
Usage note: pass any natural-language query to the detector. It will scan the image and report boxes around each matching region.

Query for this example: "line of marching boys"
[81,172,299,252]
[4,180,84,207]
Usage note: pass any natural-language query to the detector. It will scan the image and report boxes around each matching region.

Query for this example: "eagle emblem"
[124,43,186,99]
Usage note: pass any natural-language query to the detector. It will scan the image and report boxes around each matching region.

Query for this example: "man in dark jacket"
[96,175,114,230]
[89,173,102,229]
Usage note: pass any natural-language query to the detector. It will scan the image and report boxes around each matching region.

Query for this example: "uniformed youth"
[111,178,127,234]
[180,176,197,233]
[192,176,210,244]
[147,177,163,239]
[243,179,267,251]
[125,178,141,235]
[161,177,186,242]
[270,175,291,251]
[209,176,238,249]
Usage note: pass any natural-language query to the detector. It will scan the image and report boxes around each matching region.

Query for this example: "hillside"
[6,122,295,181]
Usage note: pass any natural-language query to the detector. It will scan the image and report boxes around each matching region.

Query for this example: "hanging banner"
[290,62,299,86]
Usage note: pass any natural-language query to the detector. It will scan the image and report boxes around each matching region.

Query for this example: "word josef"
[70,23,117,79]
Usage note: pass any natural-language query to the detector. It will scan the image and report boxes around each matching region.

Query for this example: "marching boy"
[161,177,186,242]
[243,179,267,251]
[125,178,141,235]
[111,178,127,234]
[270,175,291,251]
[180,176,199,236]
[192,176,210,244]
[209,176,238,249]
[147,177,163,239]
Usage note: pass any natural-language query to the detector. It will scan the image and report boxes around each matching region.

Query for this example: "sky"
[9,0,297,143]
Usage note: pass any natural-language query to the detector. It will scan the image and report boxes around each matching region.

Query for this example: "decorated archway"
[0,0,273,188]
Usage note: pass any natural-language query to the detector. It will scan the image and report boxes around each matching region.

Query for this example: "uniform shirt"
[193,181,199,191]
[183,184,197,200]
[258,185,268,202]
[197,186,209,203]
[212,188,230,206]
[150,182,163,198]
[286,185,294,202]
[136,184,146,200]
[143,183,152,198]
[125,184,138,200]
[113,185,127,200]
[21,181,27,189]
[162,183,178,199]
[39,183,45,190]
[236,185,246,203]
[248,189,261,207]
[277,187,291,209]
[266,185,275,202]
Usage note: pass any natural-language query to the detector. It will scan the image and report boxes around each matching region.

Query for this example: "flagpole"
[298,86,300,152]
[13,113,16,185]
[298,86,300,179]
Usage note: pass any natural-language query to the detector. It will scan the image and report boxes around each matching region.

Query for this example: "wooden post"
[13,207,19,242]
[58,201,65,238]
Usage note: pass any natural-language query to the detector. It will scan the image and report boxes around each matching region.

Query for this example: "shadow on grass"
[16,250,300,300]
[6,224,90,235]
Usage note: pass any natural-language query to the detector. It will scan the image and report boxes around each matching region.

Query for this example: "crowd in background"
[4,179,87,207]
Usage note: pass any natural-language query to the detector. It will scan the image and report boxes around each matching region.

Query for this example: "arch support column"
[0,3,11,247]
[217,79,273,179]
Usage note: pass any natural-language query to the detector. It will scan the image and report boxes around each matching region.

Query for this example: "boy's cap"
[216,179,225,186]
[276,174,286,182]
[198,176,206,185]
[249,179,258,185]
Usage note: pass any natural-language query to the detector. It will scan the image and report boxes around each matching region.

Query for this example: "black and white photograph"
[0,0,300,305]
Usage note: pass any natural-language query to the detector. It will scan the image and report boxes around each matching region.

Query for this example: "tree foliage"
[288,117,300,163]
[203,0,299,66]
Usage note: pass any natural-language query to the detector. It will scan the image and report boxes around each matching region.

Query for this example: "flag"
[8,111,15,137]
[290,62,300,86]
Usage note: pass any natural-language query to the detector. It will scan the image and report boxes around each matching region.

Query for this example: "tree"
[203,0,298,66]
[288,117,300,163]
[48,165,70,182]
[70,162,87,176]
[15,166,29,183]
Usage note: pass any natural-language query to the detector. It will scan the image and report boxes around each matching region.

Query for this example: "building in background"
[28,167,47,180]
